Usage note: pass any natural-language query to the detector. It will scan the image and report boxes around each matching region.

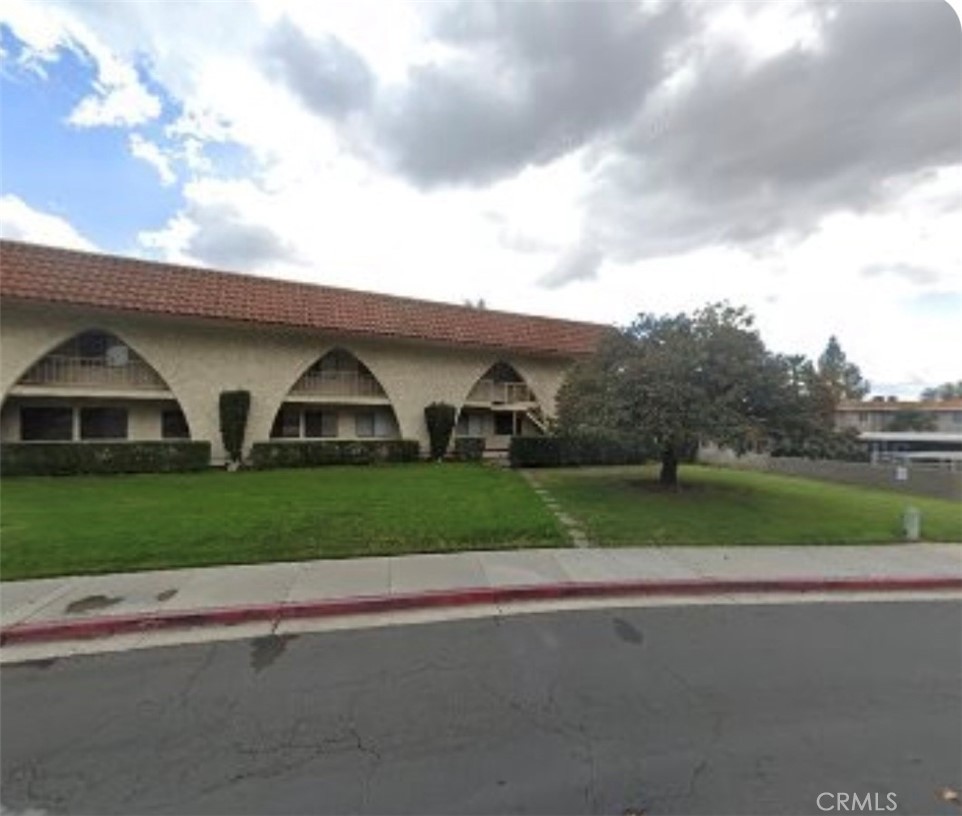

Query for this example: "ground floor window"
[20,406,73,441]
[161,408,190,439]
[271,406,301,439]
[457,411,486,437]
[304,409,338,438]
[79,407,128,440]
[355,410,395,438]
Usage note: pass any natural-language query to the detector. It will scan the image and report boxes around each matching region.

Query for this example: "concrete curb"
[3,576,961,646]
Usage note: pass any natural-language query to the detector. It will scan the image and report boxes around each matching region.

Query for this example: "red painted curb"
[2,576,961,646]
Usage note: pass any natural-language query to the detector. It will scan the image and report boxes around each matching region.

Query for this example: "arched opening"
[269,348,400,441]
[2,330,191,443]
[459,361,547,452]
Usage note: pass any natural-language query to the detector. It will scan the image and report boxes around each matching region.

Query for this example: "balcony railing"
[290,370,387,399]
[17,355,169,391]
[466,380,536,405]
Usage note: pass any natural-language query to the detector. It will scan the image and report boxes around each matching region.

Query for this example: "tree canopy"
[559,304,792,486]
[817,336,871,402]
[920,381,962,401]
[557,304,867,487]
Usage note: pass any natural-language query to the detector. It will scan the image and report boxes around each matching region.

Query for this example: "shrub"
[250,439,420,469]
[424,402,457,460]
[453,436,486,462]
[509,433,651,468]
[219,390,251,463]
[510,436,564,467]
[770,428,869,462]
[0,442,211,477]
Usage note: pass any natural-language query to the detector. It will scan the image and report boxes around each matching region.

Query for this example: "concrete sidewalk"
[2,544,960,653]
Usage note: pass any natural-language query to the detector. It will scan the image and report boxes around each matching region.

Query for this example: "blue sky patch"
[1,25,182,252]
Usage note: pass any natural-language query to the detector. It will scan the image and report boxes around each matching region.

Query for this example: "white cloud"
[0,195,97,251]
[0,0,161,128]
[68,73,161,128]
[0,0,958,400]
[128,134,176,185]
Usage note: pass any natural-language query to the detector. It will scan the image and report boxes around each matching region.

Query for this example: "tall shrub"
[219,390,251,463]
[424,402,457,460]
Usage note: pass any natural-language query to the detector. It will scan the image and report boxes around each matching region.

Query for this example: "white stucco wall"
[1,302,580,461]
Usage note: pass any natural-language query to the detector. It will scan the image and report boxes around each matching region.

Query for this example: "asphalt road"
[2,600,960,816]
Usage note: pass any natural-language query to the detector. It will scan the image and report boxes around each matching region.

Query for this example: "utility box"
[903,506,921,542]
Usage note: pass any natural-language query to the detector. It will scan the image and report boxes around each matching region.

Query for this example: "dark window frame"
[304,409,337,438]
[161,408,190,440]
[270,406,302,439]
[79,406,129,440]
[20,406,74,441]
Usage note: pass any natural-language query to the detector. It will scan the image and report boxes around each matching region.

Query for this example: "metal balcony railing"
[18,355,168,391]
[466,380,536,405]
[290,370,386,398]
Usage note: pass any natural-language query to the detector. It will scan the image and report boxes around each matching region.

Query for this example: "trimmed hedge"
[453,436,486,462]
[0,442,212,477]
[424,402,457,460]
[509,434,651,468]
[219,390,250,463]
[770,429,869,462]
[250,439,420,469]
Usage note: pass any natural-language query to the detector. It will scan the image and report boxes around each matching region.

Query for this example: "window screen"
[162,409,190,439]
[80,407,128,440]
[20,407,73,441]
[355,411,375,438]
[304,410,337,438]
[270,407,301,439]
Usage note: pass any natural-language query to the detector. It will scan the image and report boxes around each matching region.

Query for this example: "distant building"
[835,398,962,434]
[836,399,962,467]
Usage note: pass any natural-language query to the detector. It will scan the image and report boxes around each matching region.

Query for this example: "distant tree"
[558,303,791,488]
[920,380,962,401]
[817,336,870,402]
[886,410,938,432]
[766,353,836,448]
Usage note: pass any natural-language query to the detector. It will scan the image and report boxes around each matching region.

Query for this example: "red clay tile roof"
[0,240,609,357]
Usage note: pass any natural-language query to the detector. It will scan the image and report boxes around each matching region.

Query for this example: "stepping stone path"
[520,470,593,549]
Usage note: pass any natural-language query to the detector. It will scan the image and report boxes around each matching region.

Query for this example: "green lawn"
[535,465,962,546]
[0,464,565,580]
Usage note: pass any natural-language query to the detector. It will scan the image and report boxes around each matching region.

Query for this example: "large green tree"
[817,336,870,402]
[558,303,793,487]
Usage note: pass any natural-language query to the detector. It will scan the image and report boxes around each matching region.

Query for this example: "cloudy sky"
[1,0,959,397]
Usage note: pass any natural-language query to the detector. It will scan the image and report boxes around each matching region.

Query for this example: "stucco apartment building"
[0,240,607,463]
[835,398,962,434]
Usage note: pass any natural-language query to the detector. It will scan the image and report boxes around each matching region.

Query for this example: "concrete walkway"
[2,544,960,655]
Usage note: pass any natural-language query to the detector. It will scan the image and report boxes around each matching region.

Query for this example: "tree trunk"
[659,444,679,488]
